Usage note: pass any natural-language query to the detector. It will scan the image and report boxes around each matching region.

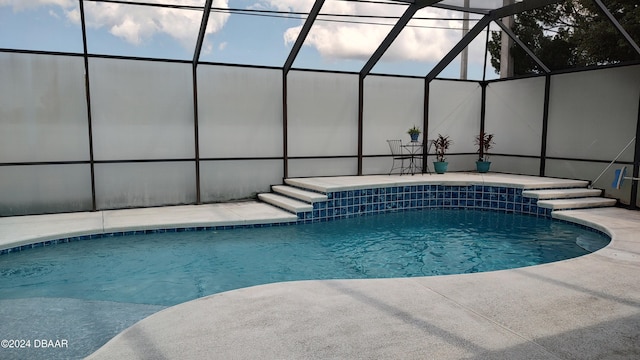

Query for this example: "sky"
[0,0,509,80]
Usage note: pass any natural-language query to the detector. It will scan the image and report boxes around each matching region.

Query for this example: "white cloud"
[48,9,60,19]
[80,0,230,50]
[1,0,230,51]
[258,0,490,65]
[0,0,75,11]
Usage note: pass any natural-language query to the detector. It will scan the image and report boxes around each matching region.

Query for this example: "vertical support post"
[539,74,551,176]
[282,71,289,180]
[421,80,430,173]
[482,24,490,82]
[631,93,640,210]
[479,82,487,160]
[358,75,364,175]
[460,0,470,80]
[192,65,201,204]
[281,0,325,180]
[78,0,96,211]
[499,0,515,78]
[191,0,213,204]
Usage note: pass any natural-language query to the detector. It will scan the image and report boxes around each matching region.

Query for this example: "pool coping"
[0,173,593,254]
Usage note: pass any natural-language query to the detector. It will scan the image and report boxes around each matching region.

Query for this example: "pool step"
[257,193,313,214]
[522,188,602,199]
[524,187,617,211]
[272,185,328,203]
[537,197,617,210]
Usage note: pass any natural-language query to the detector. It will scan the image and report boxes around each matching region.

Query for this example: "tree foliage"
[488,0,640,75]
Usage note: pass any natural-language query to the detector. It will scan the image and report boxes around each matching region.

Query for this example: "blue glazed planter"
[433,161,448,174]
[476,161,491,173]
[410,133,419,142]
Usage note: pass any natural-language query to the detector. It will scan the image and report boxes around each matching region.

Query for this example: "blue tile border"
[2,184,598,256]
[0,222,298,256]
[297,184,551,223]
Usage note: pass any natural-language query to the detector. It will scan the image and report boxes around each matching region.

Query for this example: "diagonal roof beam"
[193,0,214,65]
[426,15,492,81]
[283,0,325,74]
[494,18,550,73]
[359,0,440,78]
[592,0,640,57]
[426,0,561,81]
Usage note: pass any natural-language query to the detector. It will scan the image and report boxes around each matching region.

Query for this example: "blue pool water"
[0,209,610,359]
[0,209,609,306]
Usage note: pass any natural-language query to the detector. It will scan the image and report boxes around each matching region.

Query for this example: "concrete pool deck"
[2,173,640,359]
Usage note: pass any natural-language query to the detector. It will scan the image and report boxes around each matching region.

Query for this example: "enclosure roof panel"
[0,0,637,79]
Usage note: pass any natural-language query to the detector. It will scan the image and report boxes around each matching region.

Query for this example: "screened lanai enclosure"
[1,0,639,216]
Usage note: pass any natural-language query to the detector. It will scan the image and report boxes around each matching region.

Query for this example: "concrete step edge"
[523,188,603,199]
[272,185,327,203]
[537,197,617,210]
[258,193,313,213]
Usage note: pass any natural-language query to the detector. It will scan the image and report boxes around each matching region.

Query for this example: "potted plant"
[475,131,495,173]
[433,134,452,174]
[407,125,421,142]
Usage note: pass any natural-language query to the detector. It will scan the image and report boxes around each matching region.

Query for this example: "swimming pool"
[0,209,609,359]
[0,209,609,305]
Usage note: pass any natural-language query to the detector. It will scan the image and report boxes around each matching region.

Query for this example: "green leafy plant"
[433,134,452,162]
[475,132,495,161]
[407,125,421,136]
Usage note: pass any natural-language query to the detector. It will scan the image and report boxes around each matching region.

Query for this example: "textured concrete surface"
[87,206,640,359]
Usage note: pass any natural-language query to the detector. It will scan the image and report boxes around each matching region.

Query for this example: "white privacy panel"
[0,164,93,216]
[288,158,358,178]
[547,65,640,162]
[0,53,89,163]
[363,76,425,155]
[198,65,283,158]
[489,156,540,176]
[363,156,394,175]
[486,77,545,157]
[199,160,283,202]
[89,58,194,161]
[428,80,482,154]
[287,71,359,157]
[94,162,196,209]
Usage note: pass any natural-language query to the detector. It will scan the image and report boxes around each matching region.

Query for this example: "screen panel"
[287,71,359,157]
[0,53,89,163]
[486,77,545,157]
[199,160,283,202]
[0,164,93,216]
[547,66,640,162]
[197,65,283,158]
[362,156,394,175]
[94,162,197,209]
[89,58,194,161]
[288,158,358,178]
[428,80,481,154]
[363,76,425,155]
[489,156,540,176]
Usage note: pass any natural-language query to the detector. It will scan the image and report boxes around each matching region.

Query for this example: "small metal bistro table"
[401,141,424,175]
[401,140,433,175]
